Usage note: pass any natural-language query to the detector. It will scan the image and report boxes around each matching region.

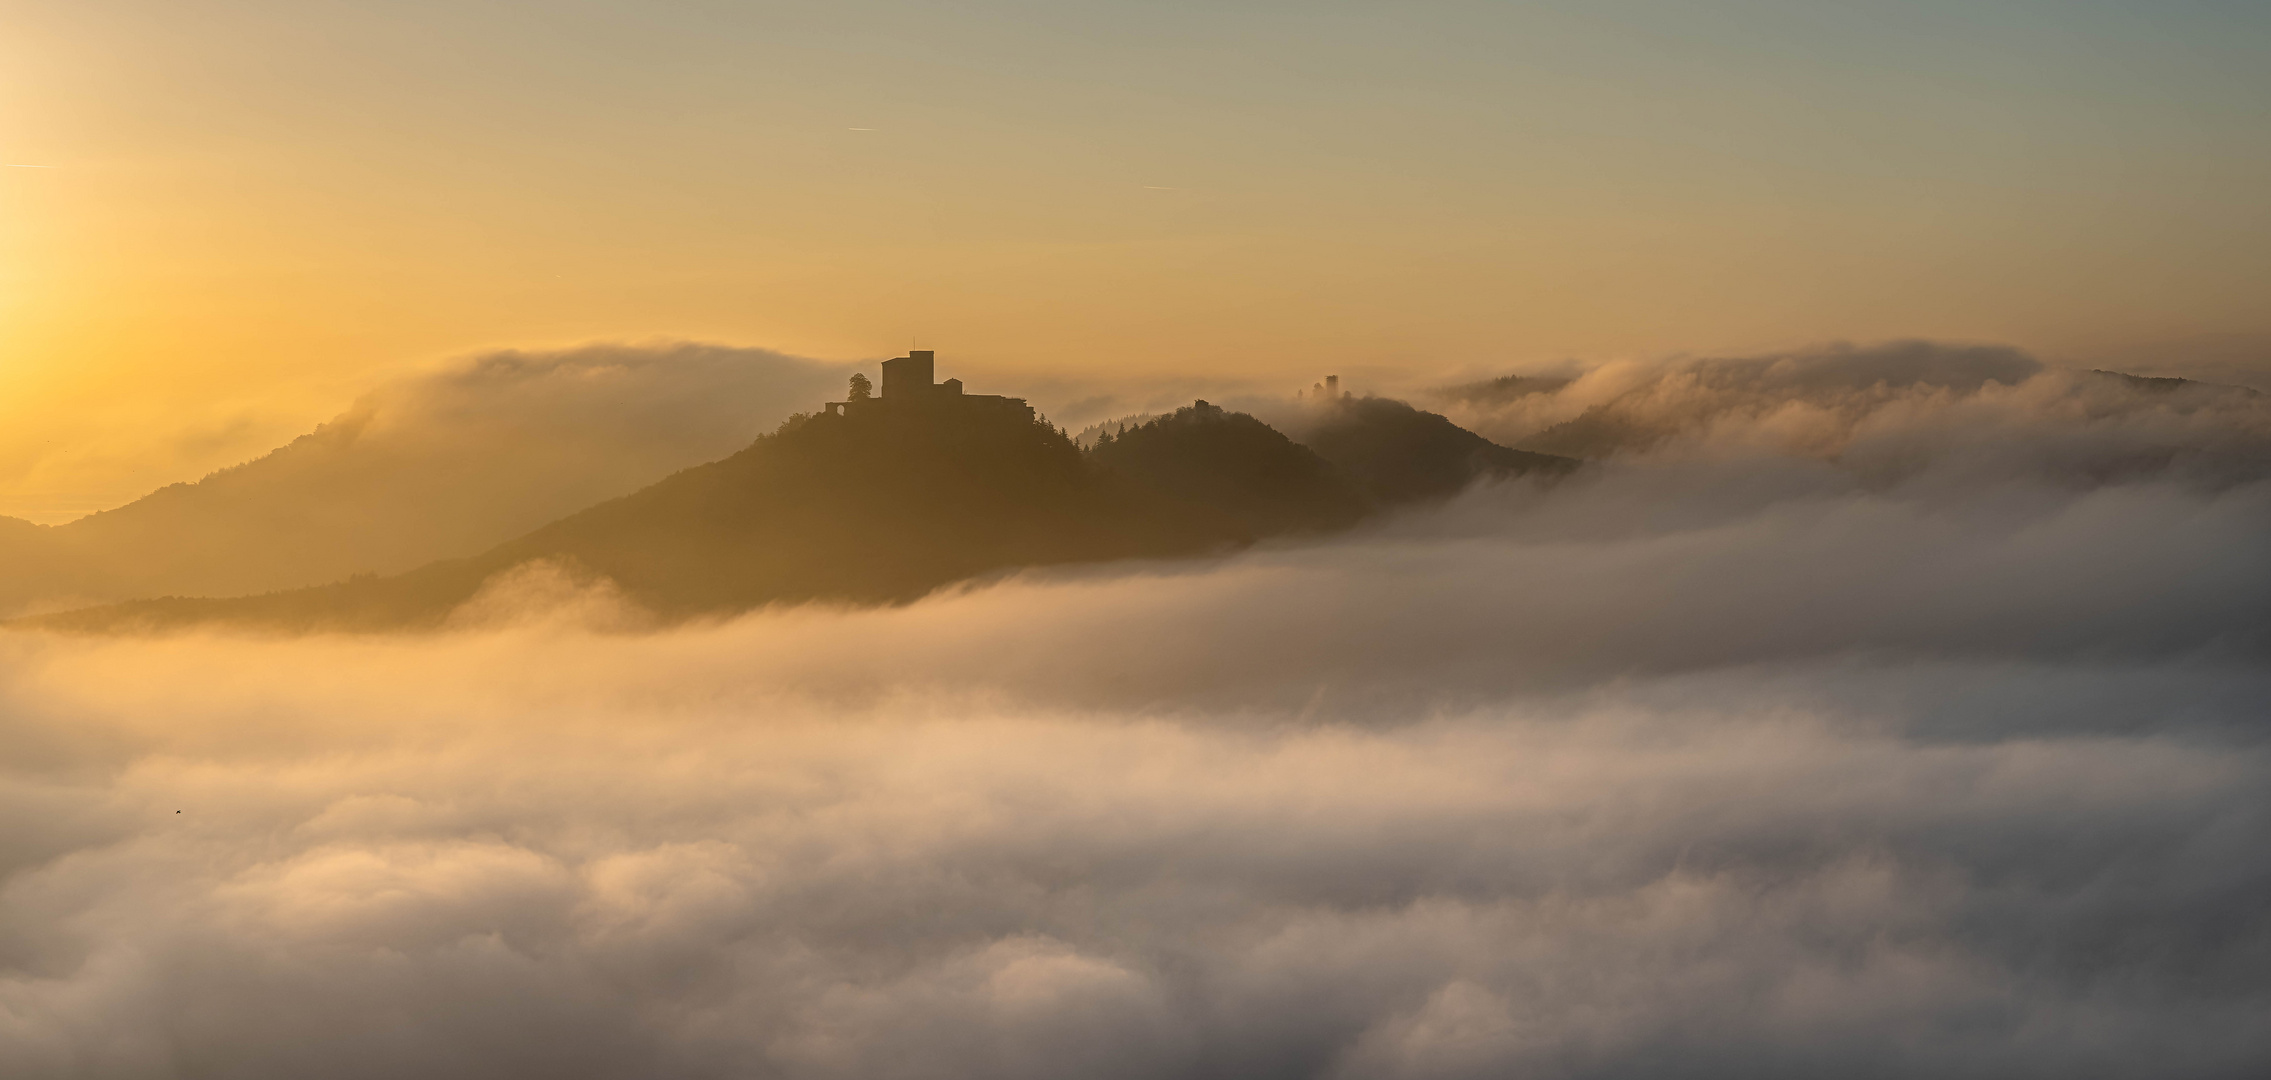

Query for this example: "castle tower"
[841,351,1035,423]
[880,350,936,399]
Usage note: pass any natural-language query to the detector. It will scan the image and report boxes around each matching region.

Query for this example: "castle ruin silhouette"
[826,351,1034,421]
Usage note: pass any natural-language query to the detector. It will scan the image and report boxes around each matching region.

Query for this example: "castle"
[826,351,1034,421]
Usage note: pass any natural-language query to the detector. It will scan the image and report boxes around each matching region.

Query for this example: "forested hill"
[1285,395,1578,502]
[28,398,1570,633]
[1091,402,1371,536]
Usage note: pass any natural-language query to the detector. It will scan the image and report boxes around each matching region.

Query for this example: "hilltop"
[1268,393,1578,502]
[27,357,1571,633]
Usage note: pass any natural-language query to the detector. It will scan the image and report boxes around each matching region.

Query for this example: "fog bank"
[2,344,2267,1078]
[1432,342,2268,489]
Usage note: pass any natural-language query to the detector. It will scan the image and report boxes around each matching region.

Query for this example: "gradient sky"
[3,0,2268,520]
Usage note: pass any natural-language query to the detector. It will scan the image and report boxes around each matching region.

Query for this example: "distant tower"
[1325,375,1340,398]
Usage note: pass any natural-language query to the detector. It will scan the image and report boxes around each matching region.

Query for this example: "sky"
[3,0,2269,516]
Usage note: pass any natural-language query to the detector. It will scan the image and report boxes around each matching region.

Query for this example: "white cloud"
[0,346,2267,1077]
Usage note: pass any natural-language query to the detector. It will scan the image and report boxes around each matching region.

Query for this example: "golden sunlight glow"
[3,2,2268,517]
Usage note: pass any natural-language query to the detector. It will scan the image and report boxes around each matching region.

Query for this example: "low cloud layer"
[1,344,2267,1078]
[1431,341,2269,490]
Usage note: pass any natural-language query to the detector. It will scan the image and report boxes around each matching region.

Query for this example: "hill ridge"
[24,389,1569,633]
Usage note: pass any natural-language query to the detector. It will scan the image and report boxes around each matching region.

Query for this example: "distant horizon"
[7,332,2264,526]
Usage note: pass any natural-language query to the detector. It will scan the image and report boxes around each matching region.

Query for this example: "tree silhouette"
[848,373,873,401]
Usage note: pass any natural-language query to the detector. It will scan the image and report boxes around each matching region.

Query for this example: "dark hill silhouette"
[1432,373,1572,406]
[1281,395,1577,503]
[2089,369,2261,397]
[29,406,1266,632]
[25,381,1575,634]
[1091,402,1369,536]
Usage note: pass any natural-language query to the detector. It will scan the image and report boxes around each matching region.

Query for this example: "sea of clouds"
[1,344,2266,1078]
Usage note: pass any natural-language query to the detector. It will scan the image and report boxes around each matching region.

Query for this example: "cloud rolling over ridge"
[0,343,840,615]
[1431,341,2268,488]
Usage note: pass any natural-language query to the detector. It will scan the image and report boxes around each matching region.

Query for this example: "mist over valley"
[2,341,2267,1078]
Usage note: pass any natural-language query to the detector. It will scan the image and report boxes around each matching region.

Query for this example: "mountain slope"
[30,406,1261,632]
[1091,402,1370,535]
[1284,396,1577,503]
[27,395,1567,634]
[0,345,836,617]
